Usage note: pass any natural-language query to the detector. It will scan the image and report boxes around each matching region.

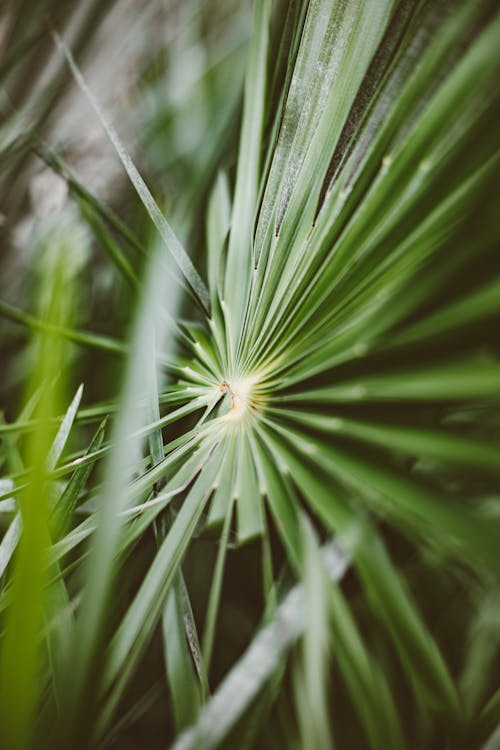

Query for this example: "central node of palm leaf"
[219,375,260,420]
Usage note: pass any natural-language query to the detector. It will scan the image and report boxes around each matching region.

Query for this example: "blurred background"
[0,0,250,414]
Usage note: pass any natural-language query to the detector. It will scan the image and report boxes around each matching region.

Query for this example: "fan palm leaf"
[0,1,499,748]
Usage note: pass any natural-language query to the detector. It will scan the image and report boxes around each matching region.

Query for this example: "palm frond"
[1,1,499,748]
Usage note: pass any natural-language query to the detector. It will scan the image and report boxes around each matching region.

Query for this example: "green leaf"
[99,440,223,735]
[267,428,460,719]
[327,581,404,750]
[206,170,231,303]
[50,417,107,539]
[163,571,202,731]
[52,28,210,314]
[224,0,272,350]
[202,493,234,676]
[171,539,349,750]
[235,430,263,544]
